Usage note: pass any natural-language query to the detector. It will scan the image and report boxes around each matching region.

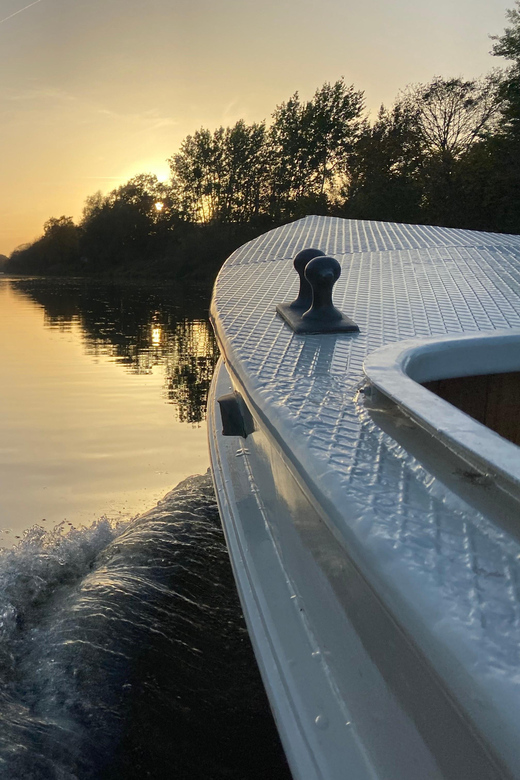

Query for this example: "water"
[0,277,217,538]
[0,278,290,779]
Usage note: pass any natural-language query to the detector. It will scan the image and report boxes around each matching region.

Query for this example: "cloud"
[0,0,41,27]
[96,106,179,132]
[2,85,78,104]
[1,86,178,135]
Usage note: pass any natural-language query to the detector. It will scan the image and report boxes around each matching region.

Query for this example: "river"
[0,276,289,779]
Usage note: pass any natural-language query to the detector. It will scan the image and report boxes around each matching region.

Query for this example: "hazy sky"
[0,0,512,254]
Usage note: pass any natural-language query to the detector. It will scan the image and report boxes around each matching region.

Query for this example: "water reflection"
[9,278,219,425]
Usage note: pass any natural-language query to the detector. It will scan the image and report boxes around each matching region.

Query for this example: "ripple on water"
[0,473,290,780]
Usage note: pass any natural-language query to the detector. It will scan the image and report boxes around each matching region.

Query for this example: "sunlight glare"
[191,321,213,358]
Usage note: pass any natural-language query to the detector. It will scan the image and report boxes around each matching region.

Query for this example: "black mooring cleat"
[276,252,359,334]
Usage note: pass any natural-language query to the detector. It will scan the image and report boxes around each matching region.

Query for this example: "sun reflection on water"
[151,325,162,345]
[7,278,220,425]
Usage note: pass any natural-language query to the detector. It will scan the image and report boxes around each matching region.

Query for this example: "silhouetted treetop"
[398,76,503,160]
[169,121,268,224]
[492,1,520,62]
[267,79,364,219]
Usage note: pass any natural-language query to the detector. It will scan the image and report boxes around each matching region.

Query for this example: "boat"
[207,215,520,780]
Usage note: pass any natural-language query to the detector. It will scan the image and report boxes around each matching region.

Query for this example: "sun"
[148,163,170,183]
[154,170,170,184]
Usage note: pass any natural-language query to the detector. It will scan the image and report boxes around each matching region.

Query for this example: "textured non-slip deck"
[211,216,520,769]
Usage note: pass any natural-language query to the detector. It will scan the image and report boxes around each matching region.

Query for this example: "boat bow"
[209,216,520,780]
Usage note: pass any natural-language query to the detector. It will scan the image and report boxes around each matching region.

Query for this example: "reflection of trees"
[10,279,219,425]
[164,321,220,424]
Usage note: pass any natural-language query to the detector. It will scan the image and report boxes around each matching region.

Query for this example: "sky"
[0,0,513,255]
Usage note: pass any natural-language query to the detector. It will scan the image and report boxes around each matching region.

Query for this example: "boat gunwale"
[363,328,520,499]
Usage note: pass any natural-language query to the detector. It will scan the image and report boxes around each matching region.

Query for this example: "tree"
[217,120,269,223]
[106,174,178,231]
[169,129,217,223]
[492,2,520,132]
[268,79,364,219]
[481,1,520,233]
[82,191,106,222]
[43,215,76,236]
[5,217,81,274]
[344,104,423,223]
[491,1,520,63]
[41,216,81,265]
[394,76,503,225]
[78,174,180,269]
[169,121,269,224]
[399,76,502,161]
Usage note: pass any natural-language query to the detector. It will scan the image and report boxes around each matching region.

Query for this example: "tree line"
[6,2,520,284]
